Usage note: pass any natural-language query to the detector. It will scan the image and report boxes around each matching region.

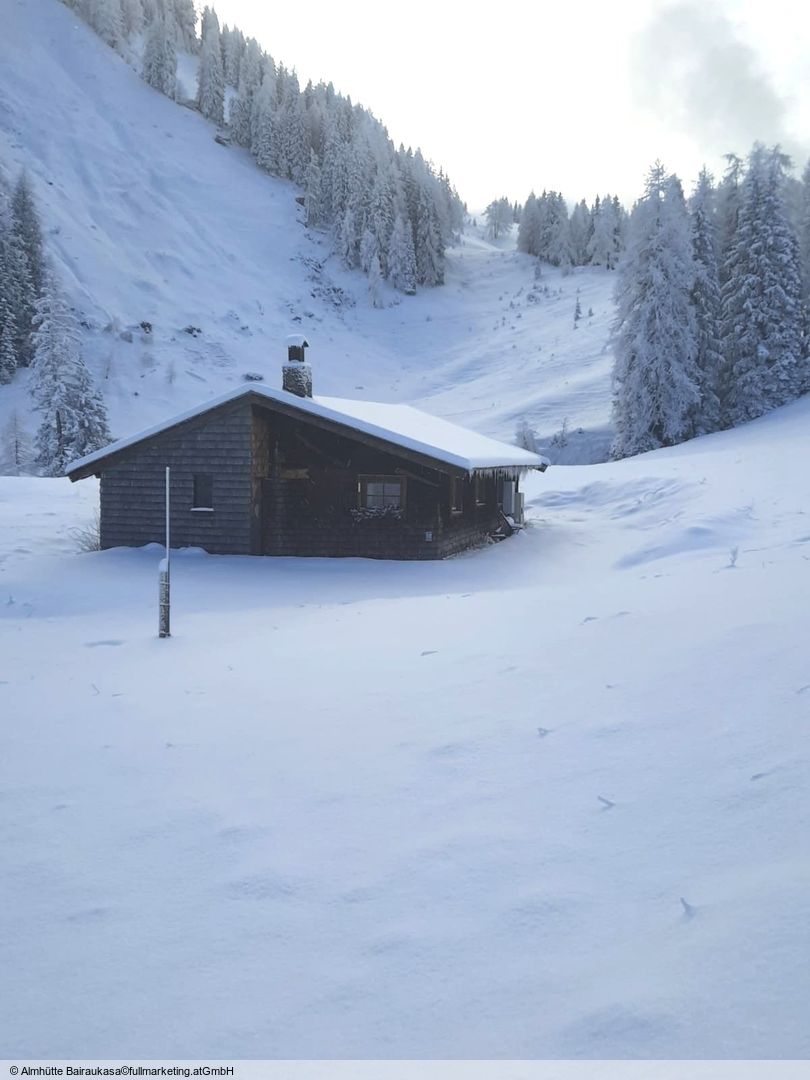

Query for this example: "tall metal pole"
[159,465,171,638]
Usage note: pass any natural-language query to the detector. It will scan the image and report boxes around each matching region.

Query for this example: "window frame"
[450,476,464,514]
[357,474,406,512]
[474,474,487,507]
[191,472,214,511]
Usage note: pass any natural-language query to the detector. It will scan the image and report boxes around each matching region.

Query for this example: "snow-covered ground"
[0,0,615,465]
[3,394,810,1057]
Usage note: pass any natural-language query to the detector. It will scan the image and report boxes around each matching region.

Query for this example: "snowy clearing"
[2,398,810,1057]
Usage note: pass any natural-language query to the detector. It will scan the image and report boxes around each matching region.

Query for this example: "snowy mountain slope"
[0,0,617,463]
[2,393,810,1057]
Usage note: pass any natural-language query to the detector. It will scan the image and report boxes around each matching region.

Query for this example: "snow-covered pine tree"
[278,73,310,184]
[142,10,177,99]
[542,192,572,269]
[11,172,46,300]
[368,252,383,308]
[715,153,744,280]
[304,149,323,227]
[251,69,276,171]
[0,410,34,475]
[92,0,125,51]
[415,184,444,286]
[569,199,591,265]
[689,168,723,433]
[230,38,264,146]
[611,164,701,458]
[120,0,143,39]
[1,196,36,366]
[800,158,810,304]
[0,314,16,384]
[224,27,246,86]
[368,165,396,275]
[587,194,620,269]
[720,144,806,423]
[387,212,417,294]
[517,192,541,256]
[197,8,225,125]
[485,197,513,241]
[30,274,111,476]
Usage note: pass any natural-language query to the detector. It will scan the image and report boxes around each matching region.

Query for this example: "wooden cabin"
[66,339,548,560]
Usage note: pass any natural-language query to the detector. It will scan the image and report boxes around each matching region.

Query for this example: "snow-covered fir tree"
[30,274,111,476]
[142,10,177,99]
[0,410,34,475]
[368,252,383,308]
[0,315,16,384]
[250,67,276,172]
[197,7,225,125]
[1,180,38,367]
[800,158,810,304]
[387,213,417,295]
[222,25,245,87]
[304,149,323,228]
[120,0,143,39]
[92,0,124,51]
[485,197,513,241]
[720,145,806,424]
[540,192,572,269]
[715,153,744,280]
[588,194,621,269]
[11,172,46,300]
[171,0,198,51]
[689,168,723,433]
[569,199,591,265]
[229,38,264,146]
[517,192,542,256]
[612,164,702,458]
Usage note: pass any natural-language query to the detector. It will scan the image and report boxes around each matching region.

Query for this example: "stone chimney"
[283,334,312,398]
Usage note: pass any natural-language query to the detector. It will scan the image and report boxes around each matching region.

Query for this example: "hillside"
[0,0,616,465]
[2,393,810,1056]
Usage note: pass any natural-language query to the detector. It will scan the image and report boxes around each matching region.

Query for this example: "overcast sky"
[214,0,810,209]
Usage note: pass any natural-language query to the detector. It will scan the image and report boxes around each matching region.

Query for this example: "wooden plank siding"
[99,402,254,554]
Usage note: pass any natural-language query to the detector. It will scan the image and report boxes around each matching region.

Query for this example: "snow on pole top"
[285,333,309,349]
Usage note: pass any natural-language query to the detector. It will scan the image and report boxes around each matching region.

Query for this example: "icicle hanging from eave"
[469,464,548,480]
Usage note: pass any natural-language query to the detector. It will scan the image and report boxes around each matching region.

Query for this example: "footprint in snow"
[581,616,598,624]
[420,650,438,656]
[84,640,124,648]
[598,796,615,810]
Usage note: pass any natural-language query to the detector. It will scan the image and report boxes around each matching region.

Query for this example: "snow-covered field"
[0,0,615,464]
[3,394,810,1057]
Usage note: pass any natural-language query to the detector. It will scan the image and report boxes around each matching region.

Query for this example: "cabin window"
[358,475,405,510]
[475,475,486,506]
[451,477,464,513]
[192,473,214,510]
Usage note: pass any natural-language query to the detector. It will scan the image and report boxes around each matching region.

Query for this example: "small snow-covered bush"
[69,510,101,552]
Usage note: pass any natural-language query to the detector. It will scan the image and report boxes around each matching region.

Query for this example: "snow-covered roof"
[67,385,549,477]
[285,333,309,348]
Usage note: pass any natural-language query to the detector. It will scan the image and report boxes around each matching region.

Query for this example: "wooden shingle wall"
[99,403,254,554]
